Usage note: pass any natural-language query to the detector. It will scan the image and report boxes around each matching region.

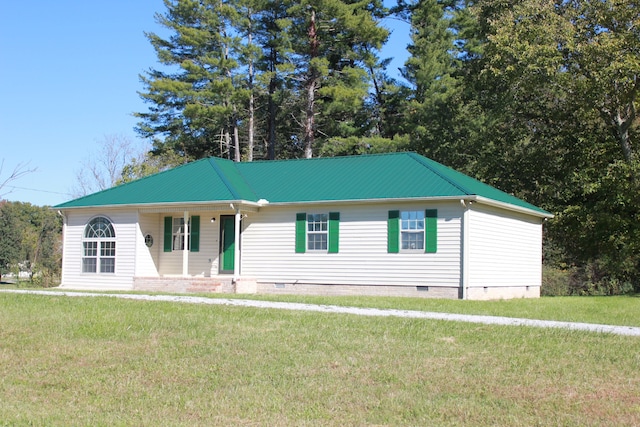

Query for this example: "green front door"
[219,215,235,273]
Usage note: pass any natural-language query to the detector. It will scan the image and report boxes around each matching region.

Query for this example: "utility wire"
[5,185,72,196]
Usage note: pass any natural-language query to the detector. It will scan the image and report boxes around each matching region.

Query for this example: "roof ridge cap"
[207,158,243,200]
[238,151,406,166]
[407,152,473,195]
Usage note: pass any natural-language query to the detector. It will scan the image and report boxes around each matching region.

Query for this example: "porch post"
[183,210,189,277]
[234,209,241,281]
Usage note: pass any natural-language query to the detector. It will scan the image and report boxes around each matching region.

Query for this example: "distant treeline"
[0,201,62,286]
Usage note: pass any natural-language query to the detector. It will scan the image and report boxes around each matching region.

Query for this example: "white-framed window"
[163,216,200,253]
[401,211,425,250]
[82,216,116,273]
[172,217,188,251]
[307,213,328,251]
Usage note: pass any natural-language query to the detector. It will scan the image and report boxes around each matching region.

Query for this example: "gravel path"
[3,289,640,337]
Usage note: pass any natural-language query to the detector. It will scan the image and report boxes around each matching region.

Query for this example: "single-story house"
[55,152,553,300]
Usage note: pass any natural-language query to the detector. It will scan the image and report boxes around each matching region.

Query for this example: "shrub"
[541,265,571,296]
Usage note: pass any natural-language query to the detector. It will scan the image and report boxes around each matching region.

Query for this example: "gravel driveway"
[3,289,640,337]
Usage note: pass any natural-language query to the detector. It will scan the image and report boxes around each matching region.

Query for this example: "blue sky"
[0,1,409,207]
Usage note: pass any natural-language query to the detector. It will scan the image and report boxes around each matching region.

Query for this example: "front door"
[219,215,235,274]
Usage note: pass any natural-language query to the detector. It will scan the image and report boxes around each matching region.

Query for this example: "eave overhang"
[56,199,265,214]
[259,195,553,219]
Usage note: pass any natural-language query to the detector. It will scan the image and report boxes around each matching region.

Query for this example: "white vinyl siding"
[466,204,543,289]
[60,209,137,290]
[136,213,161,277]
[241,202,461,288]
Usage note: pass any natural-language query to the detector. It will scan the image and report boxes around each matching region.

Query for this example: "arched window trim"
[82,216,116,274]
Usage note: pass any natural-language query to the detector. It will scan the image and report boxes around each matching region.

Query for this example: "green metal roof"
[57,158,257,208]
[55,152,551,216]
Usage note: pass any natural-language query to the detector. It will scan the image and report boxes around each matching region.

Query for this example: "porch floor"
[133,276,235,294]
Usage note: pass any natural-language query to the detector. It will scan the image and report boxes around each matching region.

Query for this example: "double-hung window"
[388,209,437,253]
[295,212,340,253]
[172,217,188,251]
[307,213,328,251]
[401,211,425,250]
[82,216,116,273]
[163,216,200,252]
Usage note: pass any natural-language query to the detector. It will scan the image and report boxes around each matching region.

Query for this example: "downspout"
[460,200,470,300]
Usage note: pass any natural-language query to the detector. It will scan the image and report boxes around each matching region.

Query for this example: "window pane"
[83,242,97,256]
[173,218,184,234]
[100,258,115,273]
[401,231,424,250]
[308,233,327,250]
[82,258,97,273]
[101,241,115,257]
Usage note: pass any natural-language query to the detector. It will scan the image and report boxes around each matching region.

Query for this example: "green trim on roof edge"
[55,152,552,217]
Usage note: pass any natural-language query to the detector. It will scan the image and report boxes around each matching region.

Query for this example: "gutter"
[55,194,552,219]
[56,199,267,212]
[261,195,553,219]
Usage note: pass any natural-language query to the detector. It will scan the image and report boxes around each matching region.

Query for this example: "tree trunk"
[247,17,255,162]
[304,79,316,159]
[304,8,319,159]
[267,44,277,160]
[613,103,636,163]
[233,114,241,162]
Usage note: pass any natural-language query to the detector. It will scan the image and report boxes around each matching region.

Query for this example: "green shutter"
[425,209,437,253]
[328,212,340,253]
[388,210,399,253]
[190,215,200,252]
[163,216,172,252]
[295,213,306,253]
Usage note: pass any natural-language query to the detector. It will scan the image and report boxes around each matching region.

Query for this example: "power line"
[5,185,72,196]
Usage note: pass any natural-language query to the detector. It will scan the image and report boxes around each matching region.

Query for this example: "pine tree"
[287,0,389,157]
[136,0,245,161]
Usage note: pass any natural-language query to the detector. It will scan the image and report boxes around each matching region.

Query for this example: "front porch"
[133,275,258,294]
[137,203,261,284]
[133,276,235,293]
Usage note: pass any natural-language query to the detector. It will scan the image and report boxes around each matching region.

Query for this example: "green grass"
[213,293,640,327]
[6,284,640,327]
[0,293,639,426]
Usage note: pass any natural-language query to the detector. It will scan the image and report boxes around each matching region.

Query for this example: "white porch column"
[182,210,189,277]
[234,209,241,281]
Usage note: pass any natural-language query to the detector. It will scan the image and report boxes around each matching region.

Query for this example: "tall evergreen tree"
[254,0,295,159]
[136,0,245,161]
[287,0,389,157]
[396,0,482,170]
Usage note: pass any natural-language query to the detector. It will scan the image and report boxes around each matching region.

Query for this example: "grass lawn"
[211,292,640,327]
[0,292,639,426]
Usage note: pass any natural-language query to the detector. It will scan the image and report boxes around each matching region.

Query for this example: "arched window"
[82,217,116,273]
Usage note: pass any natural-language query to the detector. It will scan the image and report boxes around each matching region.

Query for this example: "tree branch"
[0,160,37,198]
